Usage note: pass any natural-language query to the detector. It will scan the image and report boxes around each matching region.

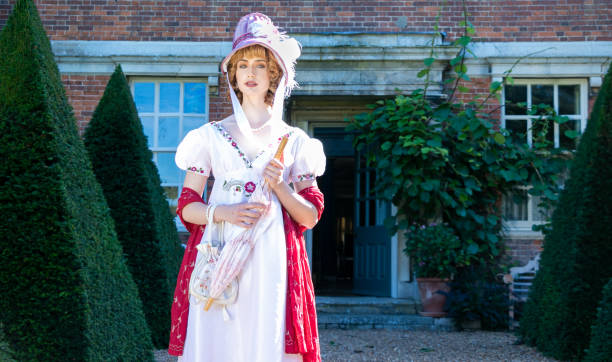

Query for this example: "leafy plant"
[348,3,576,333]
[348,7,572,270]
[442,265,510,330]
[404,223,470,278]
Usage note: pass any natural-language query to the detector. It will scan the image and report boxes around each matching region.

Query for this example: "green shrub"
[348,10,574,337]
[443,265,510,331]
[404,223,469,278]
[585,278,612,361]
[84,65,183,348]
[0,324,16,362]
[0,1,153,360]
[348,25,570,277]
[519,64,612,360]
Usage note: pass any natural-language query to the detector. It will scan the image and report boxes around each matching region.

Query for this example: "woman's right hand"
[214,202,267,228]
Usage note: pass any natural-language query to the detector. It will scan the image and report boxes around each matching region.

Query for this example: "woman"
[168,13,325,362]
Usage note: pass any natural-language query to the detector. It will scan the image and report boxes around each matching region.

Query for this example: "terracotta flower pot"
[416,277,451,317]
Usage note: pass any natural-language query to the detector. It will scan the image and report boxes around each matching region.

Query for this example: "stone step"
[317,313,454,331]
[316,296,419,315]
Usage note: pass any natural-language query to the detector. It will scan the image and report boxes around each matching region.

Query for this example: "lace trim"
[212,122,257,168]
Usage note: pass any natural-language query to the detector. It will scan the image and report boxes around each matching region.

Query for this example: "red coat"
[169,186,323,362]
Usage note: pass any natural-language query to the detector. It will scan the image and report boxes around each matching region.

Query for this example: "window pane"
[504,85,527,115]
[158,117,179,147]
[134,82,155,112]
[183,116,205,138]
[156,152,180,184]
[184,83,206,114]
[532,85,553,115]
[140,116,155,148]
[531,195,552,221]
[558,85,580,115]
[160,83,180,113]
[504,190,528,221]
[506,119,527,143]
[560,119,580,149]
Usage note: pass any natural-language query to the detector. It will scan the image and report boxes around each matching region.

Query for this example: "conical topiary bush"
[84,65,183,348]
[0,1,153,360]
[584,277,612,361]
[519,64,612,360]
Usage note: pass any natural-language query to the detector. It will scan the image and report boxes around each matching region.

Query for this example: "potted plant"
[404,223,470,317]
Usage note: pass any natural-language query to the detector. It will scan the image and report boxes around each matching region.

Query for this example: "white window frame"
[130,77,209,232]
[501,78,588,236]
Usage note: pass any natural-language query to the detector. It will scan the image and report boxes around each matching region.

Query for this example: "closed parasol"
[204,135,289,311]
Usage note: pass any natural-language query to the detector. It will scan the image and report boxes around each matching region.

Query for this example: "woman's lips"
[246,81,258,87]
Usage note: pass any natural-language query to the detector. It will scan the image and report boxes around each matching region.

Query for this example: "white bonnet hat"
[220,13,301,96]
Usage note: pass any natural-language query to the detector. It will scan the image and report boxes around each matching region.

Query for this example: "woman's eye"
[257,64,266,68]
[239,64,247,69]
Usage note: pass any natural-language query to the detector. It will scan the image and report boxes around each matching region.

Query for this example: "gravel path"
[155,329,555,361]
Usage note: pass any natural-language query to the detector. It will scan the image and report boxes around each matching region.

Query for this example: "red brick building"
[2,0,610,299]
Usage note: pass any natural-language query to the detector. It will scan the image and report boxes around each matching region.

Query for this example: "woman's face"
[235,55,271,103]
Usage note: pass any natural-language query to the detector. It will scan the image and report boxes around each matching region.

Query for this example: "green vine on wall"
[347,6,575,267]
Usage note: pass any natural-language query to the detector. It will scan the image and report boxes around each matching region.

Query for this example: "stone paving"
[154,329,554,362]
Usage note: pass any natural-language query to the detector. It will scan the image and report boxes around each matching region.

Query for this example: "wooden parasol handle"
[273,135,289,161]
[204,298,214,311]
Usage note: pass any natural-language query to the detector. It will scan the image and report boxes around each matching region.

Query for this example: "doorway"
[289,96,393,297]
[312,128,356,295]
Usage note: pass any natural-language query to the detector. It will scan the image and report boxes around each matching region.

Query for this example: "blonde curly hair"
[226,44,283,107]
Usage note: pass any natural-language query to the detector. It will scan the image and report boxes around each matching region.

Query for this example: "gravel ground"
[155,329,556,361]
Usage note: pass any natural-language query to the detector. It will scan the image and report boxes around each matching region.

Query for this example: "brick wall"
[63,75,233,135]
[505,238,543,266]
[1,1,611,42]
[62,74,110,133]
[210,78,233,123]
[3,1,606,129]
[449,76,501,119]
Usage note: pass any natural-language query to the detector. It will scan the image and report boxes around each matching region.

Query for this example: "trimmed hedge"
[0,1,154,360]
[0,324,16,362]
[84,65,183,348]
[585,278,612,361]
[519,64,612,360]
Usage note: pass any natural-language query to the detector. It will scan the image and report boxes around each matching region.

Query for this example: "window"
[501,79,587,235]
[131,79,208,228]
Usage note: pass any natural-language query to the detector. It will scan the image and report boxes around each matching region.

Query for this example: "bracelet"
[206,203,217,224]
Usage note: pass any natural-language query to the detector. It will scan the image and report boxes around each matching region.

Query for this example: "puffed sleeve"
[289,132,326,183]
[175,127,211,176]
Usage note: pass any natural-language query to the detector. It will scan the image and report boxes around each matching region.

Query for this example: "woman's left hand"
[263,158,285,191]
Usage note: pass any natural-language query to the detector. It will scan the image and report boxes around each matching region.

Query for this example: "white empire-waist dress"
[174,121,325,362]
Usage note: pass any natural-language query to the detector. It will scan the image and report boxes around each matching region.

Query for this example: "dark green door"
[313,127,356,294]
[312,127,391,296]
[353,149,391,296]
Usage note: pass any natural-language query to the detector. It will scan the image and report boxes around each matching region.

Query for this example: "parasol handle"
[204,298,214,311]
[273,135,289,161]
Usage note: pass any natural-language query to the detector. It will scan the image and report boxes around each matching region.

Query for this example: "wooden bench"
[501,254,540,329]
